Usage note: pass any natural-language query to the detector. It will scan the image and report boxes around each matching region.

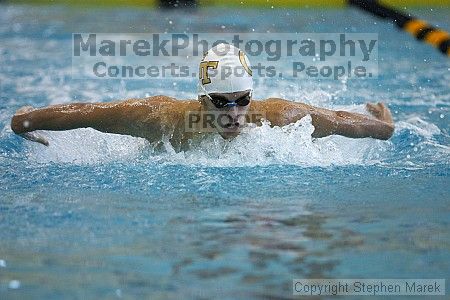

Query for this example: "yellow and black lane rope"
[348,0,450,57]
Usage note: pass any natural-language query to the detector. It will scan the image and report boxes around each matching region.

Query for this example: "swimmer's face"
[199,90,251,139]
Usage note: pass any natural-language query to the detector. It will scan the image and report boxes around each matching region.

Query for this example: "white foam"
[25,113,390,167]
[396,116,441,138]
[26,129,149,164]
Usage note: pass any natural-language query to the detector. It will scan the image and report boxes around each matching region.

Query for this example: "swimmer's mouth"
[219,123,241,139]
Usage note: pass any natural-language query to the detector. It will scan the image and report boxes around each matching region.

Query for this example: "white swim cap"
[198,43,253,97]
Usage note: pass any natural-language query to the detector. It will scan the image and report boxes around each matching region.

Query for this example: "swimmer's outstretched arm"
[308,102,395,140]
[11,96,175,145]
[264,100,394,140]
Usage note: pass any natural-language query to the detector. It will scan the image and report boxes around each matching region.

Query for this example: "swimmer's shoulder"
[250,98,311,112]
[251,97,307,108]
[250,98,310,126]
[143,96,199,106]
[124,95,178,106]
[117,96,199,111]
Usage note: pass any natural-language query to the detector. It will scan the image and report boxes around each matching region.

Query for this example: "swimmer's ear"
[19,132,49,146]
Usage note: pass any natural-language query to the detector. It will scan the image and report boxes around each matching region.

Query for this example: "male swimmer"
[11,43,394,151]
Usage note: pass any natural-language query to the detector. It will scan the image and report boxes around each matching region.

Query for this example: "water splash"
[24,114,391,167]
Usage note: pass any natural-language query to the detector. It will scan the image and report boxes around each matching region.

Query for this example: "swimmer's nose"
[225,121,240,128]
[227,106,240,119]
[228,105,238,113]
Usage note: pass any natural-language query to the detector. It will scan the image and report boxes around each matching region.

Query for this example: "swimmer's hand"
[11,106,49,146]
[366,102,394,124]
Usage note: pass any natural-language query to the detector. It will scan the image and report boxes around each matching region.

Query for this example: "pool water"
[1,4,449,299]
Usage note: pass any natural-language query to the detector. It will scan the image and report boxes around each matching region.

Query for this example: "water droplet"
[0,259,6,267]
[439,114,444,119]
[9,280,21,289]
[115,289,122,297]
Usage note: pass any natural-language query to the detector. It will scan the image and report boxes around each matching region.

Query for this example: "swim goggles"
[200,85,252,108]
[208,94,250,108]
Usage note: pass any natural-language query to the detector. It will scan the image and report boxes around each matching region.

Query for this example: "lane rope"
[348,0,450,57]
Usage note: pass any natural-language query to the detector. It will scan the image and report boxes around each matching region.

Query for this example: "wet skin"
[11,93,394,151]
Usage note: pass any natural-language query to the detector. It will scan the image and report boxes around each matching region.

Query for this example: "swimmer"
[11,43,394,150]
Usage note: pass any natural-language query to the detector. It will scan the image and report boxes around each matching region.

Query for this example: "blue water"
[1,4,449,299]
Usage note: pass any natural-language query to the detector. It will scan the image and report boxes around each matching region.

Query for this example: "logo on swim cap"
[198,43,253,96]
